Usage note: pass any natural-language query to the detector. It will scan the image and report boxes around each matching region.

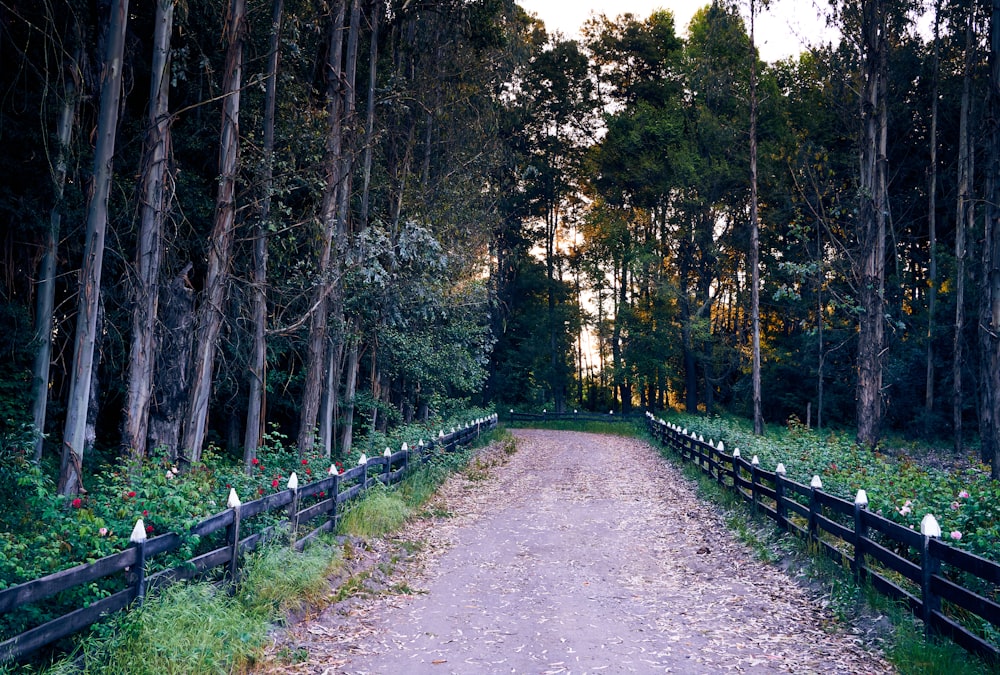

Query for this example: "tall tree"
[748,0,764,434]
[32,42,80,462]
[925,0,941,417]
[125,0,176,457]
[297,0,346,454]
[182,0,247,461]
[953,1,975,453]
[244,0,284,467]
[982,0,1000,477]
[853,0,889,448]
[59,0,130,494]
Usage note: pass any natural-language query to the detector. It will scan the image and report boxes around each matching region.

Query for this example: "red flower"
[258,488,265,495]
[302,458,309,465]
[126,491,136,499]
[305,468,311,475]
[251,457,260,466]
[143,510,148,516]
[71,498,82,508]
[318,491,325,498]
[226,483,231,489]
[271,479,279,488]
[145,524,153,534]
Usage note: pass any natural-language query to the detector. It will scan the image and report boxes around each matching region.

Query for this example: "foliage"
[674,412,1000,562]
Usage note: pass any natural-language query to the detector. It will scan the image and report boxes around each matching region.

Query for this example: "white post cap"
[775,463,786,475]
[130,518,147,544]
[810,475,823,489]
[227,488,242,508]
[401,442,408,452]
[733,448,741,458]
[920,514,941,538]
[329,464,339,475]
[384,447,392,457]
[358,453,368,465]
[718,441,725,452]
[751,455,760,466]
[855,489,869,507]
[288,472,299,490]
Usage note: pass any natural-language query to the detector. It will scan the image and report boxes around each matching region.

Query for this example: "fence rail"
[646,414,1000,663]
[0,415,497,664]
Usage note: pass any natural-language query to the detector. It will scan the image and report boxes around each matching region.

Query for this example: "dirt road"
[262,429,892,674]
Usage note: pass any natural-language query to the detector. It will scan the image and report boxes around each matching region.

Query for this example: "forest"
[1,0,999,503]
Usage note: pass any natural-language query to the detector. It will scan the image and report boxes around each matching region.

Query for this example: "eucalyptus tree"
[982,0,1000,477]
[182,0,248,462]
[59,0,130,494]
[125,0,177,458]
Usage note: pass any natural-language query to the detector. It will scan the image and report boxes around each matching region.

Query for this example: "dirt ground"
[257,429,894,675]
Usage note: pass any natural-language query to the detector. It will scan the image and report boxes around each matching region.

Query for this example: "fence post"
[775,464,787,531]
[920,514,942,638]
[358,453,369,490]
[750,455,760,513]
[853,490,868,579]
[731,448,741,490]
[808,475,822,545]
[328,465,341,530]
[287,472,300,548]
[128,519,148,603]
[226,488,242,582]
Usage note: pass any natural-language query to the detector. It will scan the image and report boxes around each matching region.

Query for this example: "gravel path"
[260,429,893,674]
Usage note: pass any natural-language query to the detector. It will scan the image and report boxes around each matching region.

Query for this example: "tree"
[125,0,176,457]
[982,0,1000,477]
[59,0,130,495]
[182,0,247,462]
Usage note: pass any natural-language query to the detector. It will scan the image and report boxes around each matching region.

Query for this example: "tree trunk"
[59,0,129,495]
[855,0,887,449]
[925,0,941,416]
[32,50,79,462]
[245,0,284,466]
[126,0,174,457]
[298,0,346,453]
[749,0,762,435]
[981,0,1000,477]
[340,336,361,455]
[359,0,381,227]
[183,0,247,462]
[148,264,195,458]
[953,9,974,454]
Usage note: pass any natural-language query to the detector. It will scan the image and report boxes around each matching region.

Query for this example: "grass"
[505,418,644,437]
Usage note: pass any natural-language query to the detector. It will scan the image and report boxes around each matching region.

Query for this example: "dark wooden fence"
[646,413,1000,664]
[0,415,497,665]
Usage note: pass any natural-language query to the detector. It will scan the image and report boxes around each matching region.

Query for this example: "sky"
[516,0,839,63]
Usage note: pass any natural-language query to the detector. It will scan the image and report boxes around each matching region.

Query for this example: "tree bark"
[925,0,941,416]
[953,8,974,454]
[298,0,346,453]
[340,336,361,455]
[749,0,762,435]
[59,0,129,495]
[32,49,79,462]
[126,0,175,457]
[244,0,284,467]
[182,0,247,462]
[855,0,887,449]
[981,0,1000,477]
[148,264,195,458]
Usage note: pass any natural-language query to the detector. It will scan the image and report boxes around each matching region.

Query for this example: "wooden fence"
[646,413,1000,664]
[0,415,497,665]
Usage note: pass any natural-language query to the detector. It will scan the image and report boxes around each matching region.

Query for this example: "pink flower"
[951,531,962,541]
[959,490,970,499]
[99,527,108,536]
[899,505,912,516]
[71,498,82,508]
[951,501,960,510]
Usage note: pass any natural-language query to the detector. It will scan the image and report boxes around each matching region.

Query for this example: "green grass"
[504,419,644,436]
